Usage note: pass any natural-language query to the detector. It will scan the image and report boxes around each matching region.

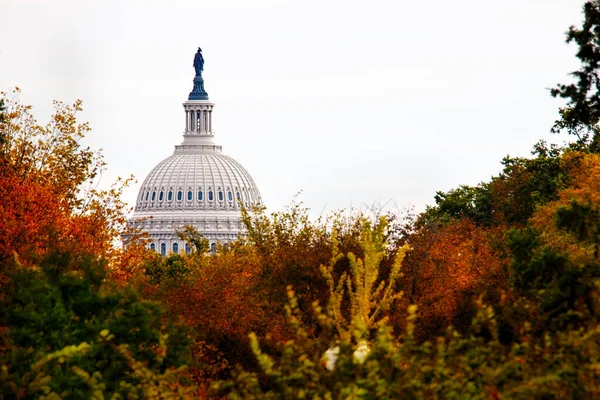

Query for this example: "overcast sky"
[0,0,588,218]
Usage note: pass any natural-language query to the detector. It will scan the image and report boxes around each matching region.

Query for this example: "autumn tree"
[176,225,210,255]
[0,89,196,397]
[0,89,132,265]
[141,240,284,382]
[508,151,600,331]
[241,202,410,331]
[321,217,409,343]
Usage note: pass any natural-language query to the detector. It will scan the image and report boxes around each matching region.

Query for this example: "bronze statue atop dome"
[189,47,209,100]
[193,47,204,77]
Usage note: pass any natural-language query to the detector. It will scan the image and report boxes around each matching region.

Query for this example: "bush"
[0,250,193,399]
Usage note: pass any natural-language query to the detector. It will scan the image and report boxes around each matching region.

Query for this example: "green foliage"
[216,289,600,399]
[556,198,600,243]
[423,141,569,228]
[423,184,493,226]
[176,225,209,255]
[144,252,191,284]
[550,1,600,149]
[0,250,192,399]
[493,142,568,224]
[508,203,600,329]
[240,200,338,327]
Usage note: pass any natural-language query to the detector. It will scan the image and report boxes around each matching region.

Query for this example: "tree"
[401,218,507,339]
[489,141,568,225]
[216,272,600,399]
[509,151,600,331]
[0,89,132,265]
[551,1,600,150]
[0,98,6,148]
[0,89,194,397]
[176,225,209,255]
[320,217,409,344]
[0,249,192,398]
[144,241,285,381]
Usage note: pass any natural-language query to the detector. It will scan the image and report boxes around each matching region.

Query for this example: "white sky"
[0,0,588,217]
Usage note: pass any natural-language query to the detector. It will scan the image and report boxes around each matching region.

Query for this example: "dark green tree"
[551,1,600,150]
[0,249,192,399]
[422,184,493,226]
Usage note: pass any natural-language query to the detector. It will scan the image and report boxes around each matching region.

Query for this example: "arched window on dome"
[160,243,166,257]
[173,242,179,254]
[187,191,192,201]
[198,191,203,201]
[208,191,214,201]
[145,192,149,201]
[151,191,156,201]
[168,191,173,201]
[210,243,216,253]
[185,243,191,254]
[150,243,156,251]
[159,191,164,201]
[218,191,224,201]
[228,191,233,201]
[177,191,183,201]
[236,192,241,200]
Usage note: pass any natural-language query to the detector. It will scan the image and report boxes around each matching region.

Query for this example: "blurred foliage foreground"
[4,2,600,398]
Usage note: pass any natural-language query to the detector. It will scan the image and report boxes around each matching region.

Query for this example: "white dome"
[134,151,261,213]
[128,58,263,253]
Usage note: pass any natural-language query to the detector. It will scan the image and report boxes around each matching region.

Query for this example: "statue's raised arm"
[193,47,204,76]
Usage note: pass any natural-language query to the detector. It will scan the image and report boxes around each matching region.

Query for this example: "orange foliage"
[152,244,287,378]
[0,171,132,266]
[0,174,66,263]
[530,151,600,265]
[0,90,132,267]
[403,219,507,335]
[168,250,283,341]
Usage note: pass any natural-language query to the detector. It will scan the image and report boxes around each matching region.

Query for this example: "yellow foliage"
[321,217,408,343]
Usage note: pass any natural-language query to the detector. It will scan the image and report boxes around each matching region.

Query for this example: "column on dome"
[208,109,212,134]
[196,109,204,134]
[190,110,195,133]
[203,110,208,134]
[196,110,201,133]
[185,110,189,132]
[200,108,204,133]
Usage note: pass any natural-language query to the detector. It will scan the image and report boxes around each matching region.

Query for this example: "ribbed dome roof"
[134,150,261,213]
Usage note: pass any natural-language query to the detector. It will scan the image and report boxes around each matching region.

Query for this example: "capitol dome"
[130,48,262,255]
[136,153,262,213]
